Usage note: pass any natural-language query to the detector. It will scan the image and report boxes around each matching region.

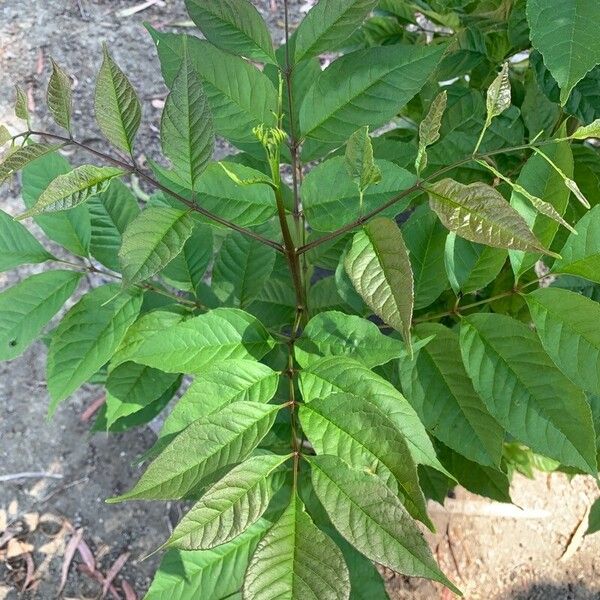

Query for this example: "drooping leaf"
[308,455,459,593]
[47,284,142,413]
[148,28,278,147]
[0,143,63,185]
[344,126,381,196]
[162,224,213,292]
[212,231,276,307]
[245,493,351,600]
[104,362,179,429]
[526,287,600,397]
[302,157,416,232]
[398,323,504,467]
[570,119,600,140]
[88,179,140,271]
[16,165,123,219]
[299,356,448,474]
[21,151,91,257]
[159,359,279,443]
[415,90,447,174]
[553,204,600,283]
[300,393,431,528]
[167,453,289,550]
[47,58,72,131]
[460,313,597,474]
[426,178,555,255]
[145,520,270,600]
[119,206,195,284]
[185,0,275,64]
[401,204,448,310]
[0,271,81,361]
[113,308,274,374]
[161,41,214,190]
[345,217,413,344]
[444,233,507,295]
[0,209,55,271]
[293,0,378,63]
[299,44,444,142]
[94,44,141,154]
[485,62,511,123]
[509,141,573,278]
[527,0,600,104]
[109,401,281,501]
[14,85,29,124]
[295,311,406,368]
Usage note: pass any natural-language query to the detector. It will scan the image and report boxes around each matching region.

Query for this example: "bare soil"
[1,1,599,598]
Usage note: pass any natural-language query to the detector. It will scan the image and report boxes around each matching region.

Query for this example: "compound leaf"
[0,270,81,361]
[109,401,280,501]
[244,493,351,600]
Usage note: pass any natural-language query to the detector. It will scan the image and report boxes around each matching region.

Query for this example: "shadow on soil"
[505,582,599,600]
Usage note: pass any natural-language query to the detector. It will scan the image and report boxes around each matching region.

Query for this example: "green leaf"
[185,0,275,64]
[161,41,214,190]
[444,233,507,295]
[47,284,142,413]
[0,209,55,271]
[509,141,573,278]
[244,493,351,600]
[526,287,600,397]
[399,323,504,467]
[308,455,458,593]
[299,357,448,474]
[148,28,277,147]
[485,62,511,123]
[570,118,600,140]
[167,454,289,550]
[88,179,140,271]
[94,44,141,154]
[0,143,63,185]
[299,44,444,142]
[212,231,276,307]
[110,401,280,501]
[586,498,600,536]
[426,178,555,255]
[553,204,600,283]
[0,125,11,146]
[0,271,81,361]
[47,58,72,131]
[302,157,415,232]
[460,313,597,473]
[300,393,431,528]
[345,217,413,344]
[113,308,274,373]
[527,0,600,104]
[21,151,91,257]
[159,359,279,443]
[14,85,29,124]
[345,126,381,195]
[16,165,123,219]
[293,0,377,63]
[402,204,448,310]
[415,90,447,174]
[162,224,213,292]
[119,206,195,284]
[146,520,269,600]
[104,362,179,429]
[295,311,406,368]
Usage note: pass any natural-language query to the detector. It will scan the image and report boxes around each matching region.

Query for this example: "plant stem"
[25,130,285,254]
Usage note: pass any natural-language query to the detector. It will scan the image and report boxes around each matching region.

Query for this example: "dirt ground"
[1,1,600,599]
